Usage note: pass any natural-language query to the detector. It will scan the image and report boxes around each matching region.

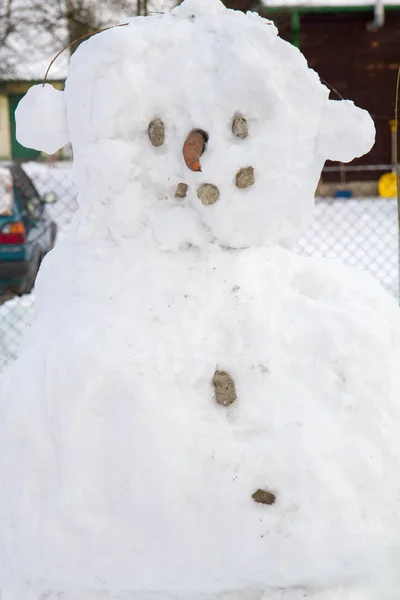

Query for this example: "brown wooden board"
[299,11,400,180]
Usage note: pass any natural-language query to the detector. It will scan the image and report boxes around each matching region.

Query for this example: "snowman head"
[16,0,374,249]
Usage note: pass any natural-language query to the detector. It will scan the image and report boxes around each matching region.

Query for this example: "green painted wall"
[8,93,40,161]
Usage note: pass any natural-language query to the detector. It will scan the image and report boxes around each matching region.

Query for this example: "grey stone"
[197,184,220,205]
[175,183,188,199]
[236,166,255,189]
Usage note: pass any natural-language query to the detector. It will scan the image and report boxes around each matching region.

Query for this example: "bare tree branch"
[0,0,263,80]
[0,0,14,45]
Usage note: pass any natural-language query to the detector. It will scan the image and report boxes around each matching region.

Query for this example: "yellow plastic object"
[378,172,398,198]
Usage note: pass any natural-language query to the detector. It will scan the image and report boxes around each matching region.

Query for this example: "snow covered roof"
[262,0,400,8]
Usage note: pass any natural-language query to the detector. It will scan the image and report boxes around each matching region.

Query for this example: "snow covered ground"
[0,162,398,373]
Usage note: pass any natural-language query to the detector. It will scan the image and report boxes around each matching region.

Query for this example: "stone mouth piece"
[236,166,255,189]
[197,183,220,206]
[183,129,208,172]
[175,183,188,199]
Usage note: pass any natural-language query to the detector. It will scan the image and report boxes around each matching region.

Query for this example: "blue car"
[0,164,57,297]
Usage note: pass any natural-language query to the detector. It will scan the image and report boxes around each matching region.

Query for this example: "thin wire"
[43,23,129,86]
[320,78,344,101]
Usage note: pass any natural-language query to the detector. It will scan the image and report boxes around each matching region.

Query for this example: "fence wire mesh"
[0,161,399,374]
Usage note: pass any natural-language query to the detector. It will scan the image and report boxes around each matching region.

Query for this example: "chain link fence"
[0,162,78,371]
[297,196,399,297]
[0,161,399,373]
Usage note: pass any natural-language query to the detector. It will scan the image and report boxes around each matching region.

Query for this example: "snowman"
[1,0,400,598]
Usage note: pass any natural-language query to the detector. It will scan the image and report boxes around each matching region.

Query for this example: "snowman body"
[2,239,400,600]
[1,1,400,598]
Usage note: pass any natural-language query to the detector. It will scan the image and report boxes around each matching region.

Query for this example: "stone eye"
[232,113,249,139]
[148,118,165,147]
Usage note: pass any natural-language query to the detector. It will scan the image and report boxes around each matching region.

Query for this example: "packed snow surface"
[2,0,400,599]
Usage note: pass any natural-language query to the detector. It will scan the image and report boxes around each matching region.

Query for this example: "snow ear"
[15,84,70,155]
[316,99,375,163]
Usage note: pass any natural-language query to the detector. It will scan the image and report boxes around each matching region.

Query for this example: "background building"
[261,0,400,180]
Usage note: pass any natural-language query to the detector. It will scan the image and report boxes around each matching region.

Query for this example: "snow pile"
[0,168,13,216]
[1,1,400,599]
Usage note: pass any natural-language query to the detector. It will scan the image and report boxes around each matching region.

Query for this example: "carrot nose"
[183,130,207,172]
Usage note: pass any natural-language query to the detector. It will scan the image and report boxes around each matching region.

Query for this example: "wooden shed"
[261,0,400,181]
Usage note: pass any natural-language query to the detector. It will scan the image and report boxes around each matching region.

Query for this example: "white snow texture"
[2,1,400,599]
[16,84,70,155]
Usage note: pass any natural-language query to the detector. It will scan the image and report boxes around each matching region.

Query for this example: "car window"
[11,166,42,221]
